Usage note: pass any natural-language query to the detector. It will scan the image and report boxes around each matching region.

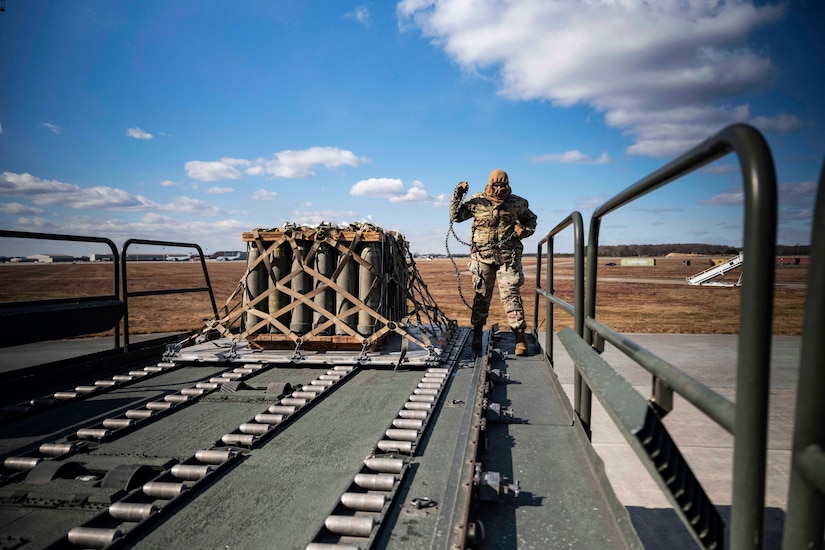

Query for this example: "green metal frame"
[534,123,781,549]
[782,159,825,549]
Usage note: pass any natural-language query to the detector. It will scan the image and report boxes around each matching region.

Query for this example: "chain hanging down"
[445,187,473,311]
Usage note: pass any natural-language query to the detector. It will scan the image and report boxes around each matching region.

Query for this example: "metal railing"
[782,159,825,548]
[120,238,218,351]
[534,123,780,549]
[0,229,123,348]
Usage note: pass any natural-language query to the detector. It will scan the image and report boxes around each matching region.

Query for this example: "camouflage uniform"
[450,170,538,332]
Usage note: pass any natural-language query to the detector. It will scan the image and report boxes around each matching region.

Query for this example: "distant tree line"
[594,243,810,257]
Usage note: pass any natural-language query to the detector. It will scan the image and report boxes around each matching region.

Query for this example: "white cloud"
[751,112,802,133]
[161,196,224,216]
[126,127,153,140]
[185,160,244,182]
[0,171,154,210]
[702,191,745,206]
[0,202,45,215]
[533,150,610,164]
[349,178,438,203]
[345,5,372,27]
[207,185,234,194]
[259,147,370,178]
[288,209,359,226]
[42,123,62,134]
[251,189,278,200]
[398,0,788,158]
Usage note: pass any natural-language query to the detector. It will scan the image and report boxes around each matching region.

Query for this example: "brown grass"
[0,256,807,337]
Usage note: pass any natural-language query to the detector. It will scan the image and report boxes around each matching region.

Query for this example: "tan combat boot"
[514,329,528,356]
[471,325,483,351]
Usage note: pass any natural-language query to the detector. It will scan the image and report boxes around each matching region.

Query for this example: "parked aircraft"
[165,253,192,261]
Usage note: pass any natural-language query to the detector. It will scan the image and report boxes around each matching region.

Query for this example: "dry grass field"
[0,255,808,337]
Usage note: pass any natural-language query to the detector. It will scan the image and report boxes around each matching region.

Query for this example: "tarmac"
[536,331,799,549]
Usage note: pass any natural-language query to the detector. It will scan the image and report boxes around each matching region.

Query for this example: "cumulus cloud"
[42,123,62,134]
[288,209,359,226]
[251,189,278,200]
[349,178,439,203]
[0,202,45,215]
[345,5,372,27]
[207,186,234,194]
[533,150,610,164]
[160,196,224,216]
[126,127,153,139]
[185,147,368,181]
[160,180,178,187]
[398,0,788,158]
[185,159,246,182]
[1,171,155,210]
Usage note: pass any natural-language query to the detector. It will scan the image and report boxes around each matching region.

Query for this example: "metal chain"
[445,217,473,311]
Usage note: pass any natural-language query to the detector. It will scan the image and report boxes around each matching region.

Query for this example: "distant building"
[26,254,75,264]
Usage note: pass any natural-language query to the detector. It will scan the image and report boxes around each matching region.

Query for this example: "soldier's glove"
[454,181,469,199]
[514,225,528,239]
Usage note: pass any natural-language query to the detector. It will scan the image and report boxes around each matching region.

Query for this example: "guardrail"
[0,230,123,348]
[534,123,780,549]
[120,238,218,351]
[782,160,825,548]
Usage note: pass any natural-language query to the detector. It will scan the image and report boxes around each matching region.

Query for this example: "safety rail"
[120,238,218,351]
[0,230,123,348]
[534,123,779,549]
[782,160,825,548]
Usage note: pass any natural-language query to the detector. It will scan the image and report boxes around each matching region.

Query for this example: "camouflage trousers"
[468,254,526,331]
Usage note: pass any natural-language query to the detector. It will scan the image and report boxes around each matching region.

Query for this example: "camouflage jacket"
[450,192,538,264]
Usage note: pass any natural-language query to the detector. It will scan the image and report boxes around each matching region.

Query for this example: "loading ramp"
[686,253,744,286]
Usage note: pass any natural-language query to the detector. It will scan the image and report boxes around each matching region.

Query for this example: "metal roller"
[268,405,297,415]
[291,391,318,400]
[427,367,450,374]
[233,367,256,374]
[290,240,312,334]
[254,413,284,425]
[128,370,149,377]
[377,440,414,453]
[341,492,387,512]
[74,385,98,393]
[156,361,176,369]
[221,372,244,380]
[306,543,362,550]
[181,388,206,396]
[171,464,213,480]
[67,527,123,548]
[310,379,335,387]
[112,375,134,382]
[364,457,404,474]
[4,457,42,470]
[163,394,190,403]
[53,391,79,400]
[239,423,271,435]
[413,388,439,395]
[268,242,291,334]
[392,418,424,430]
[332,366,354,372]
[76,428,111,440]
[221,433,258,446]
[143,365,164,372]
[324,515,375,537]
[39,442,79,456]
[108,502,158,521]
[142,481,189,499]
[417,382,442,389]
[353,473,396,491]
[209,377,230,384]
[403,402,432,411]
[125,409,155,420]
[94,380,117,387]
[386,429,418,442]
[423,373,446,380]
[195,449,236,464]
[302,384,328,393]
[313,242,335,336]
[146,401,173,411]
[280,398,307,407]
[408,395,435,403]
[196,382,220,390]
[398,410,428,420]
[102,418,134,429]
[319,374,343,381]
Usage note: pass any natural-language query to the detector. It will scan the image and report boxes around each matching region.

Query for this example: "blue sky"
[1,0,823,257]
